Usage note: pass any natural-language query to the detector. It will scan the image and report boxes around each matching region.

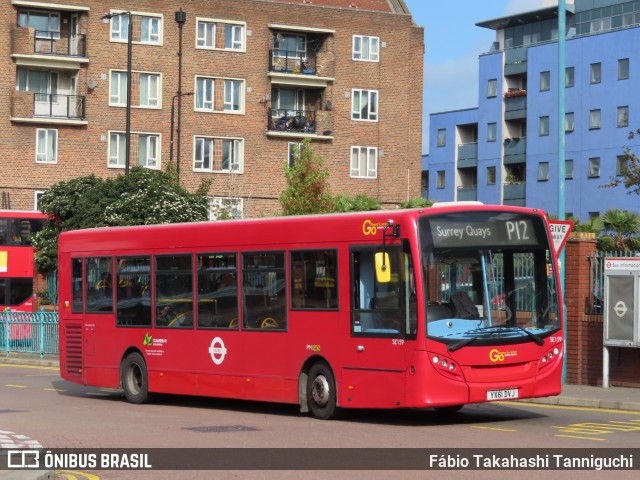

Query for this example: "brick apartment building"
[1,0,424,218]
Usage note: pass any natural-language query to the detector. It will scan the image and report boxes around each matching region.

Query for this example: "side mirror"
[375,252,391,283]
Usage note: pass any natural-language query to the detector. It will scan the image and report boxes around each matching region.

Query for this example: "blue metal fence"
[0,309,59,358]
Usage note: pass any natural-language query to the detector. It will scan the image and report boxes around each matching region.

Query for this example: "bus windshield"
[418,211,560,349]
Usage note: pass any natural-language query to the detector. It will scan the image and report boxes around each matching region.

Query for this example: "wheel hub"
[311,375,330,406]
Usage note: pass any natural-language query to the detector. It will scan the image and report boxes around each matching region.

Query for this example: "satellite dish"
[276,33,284,43]
[326,100,333,111]
[87,79,97,90]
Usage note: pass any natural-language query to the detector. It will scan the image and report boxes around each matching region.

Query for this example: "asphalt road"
[1,363,639,480]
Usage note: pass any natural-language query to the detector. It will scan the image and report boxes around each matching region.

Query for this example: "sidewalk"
[1,354,640,412]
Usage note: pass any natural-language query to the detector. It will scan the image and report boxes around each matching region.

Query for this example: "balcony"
[11,91,87,125]
[457,143,478,168]
[504,95,527,121]
[504,137,526,164]
[503,182,526,206]
[12,28,88,68]
[270,49,317,74]
[457,186,478,201]
[266,109,333,140]
[504,47,527,76]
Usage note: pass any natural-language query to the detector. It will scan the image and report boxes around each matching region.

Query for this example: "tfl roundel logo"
[209,337,227,365]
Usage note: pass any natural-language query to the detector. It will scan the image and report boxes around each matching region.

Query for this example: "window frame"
[540,70,550,91]
[436,128,446,147]
[617,106,629,128]
[487,122,497,142]
[209,197,244,220]
[565,112,575,133]
[539,116,550,136]
[618,58,630,80]
[290,249,339,311]
[109,11,163,45]
[18,9,60,38]
[195,18,246,52]
[352,35,380,62]
[351,89,378,122]
[589,109,601,130]
[588,157,601,178]
[487,79,497,98]
[537,162,550,181]
[436,170,446,189]
[193,136,244,173]
[196,252,239,329]
[565,159,574,180]
[616,155,629,176]
[138,134,160,169]
[350,146,378,179]
[486,166,496,185]
[565,66,575,88]
[590,62,602,84]
[35,128,57,164]
[241,251,287,331]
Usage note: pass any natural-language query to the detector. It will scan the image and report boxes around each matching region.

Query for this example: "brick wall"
[564,234,640,387]
[1,0,424,216]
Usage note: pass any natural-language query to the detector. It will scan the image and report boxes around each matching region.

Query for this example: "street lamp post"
[170,91,193,172]
[102,11,132,175]
[175,9,187,181]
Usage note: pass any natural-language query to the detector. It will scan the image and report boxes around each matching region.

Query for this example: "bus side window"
[71,258,83,314]
[242,252,287,331]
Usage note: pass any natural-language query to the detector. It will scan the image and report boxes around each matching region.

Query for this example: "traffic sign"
[548,220,574,254]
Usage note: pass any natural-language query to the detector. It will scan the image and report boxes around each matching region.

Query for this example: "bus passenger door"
[341,246,415,409]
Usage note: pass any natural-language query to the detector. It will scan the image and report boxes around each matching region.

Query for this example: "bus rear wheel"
[121,352,149,404]
[307,362,338,420]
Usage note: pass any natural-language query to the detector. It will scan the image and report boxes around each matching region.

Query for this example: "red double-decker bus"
[57,204,564,419]
[0,210,46,312]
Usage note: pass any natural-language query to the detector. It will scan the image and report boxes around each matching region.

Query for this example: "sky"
[403,0,551,154]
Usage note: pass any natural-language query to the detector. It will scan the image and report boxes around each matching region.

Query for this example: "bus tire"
[121,352,149,404]
[307,362,338,420]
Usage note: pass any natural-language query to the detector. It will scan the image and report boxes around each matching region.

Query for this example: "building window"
[436,170,445,189]
[18,9,60,38]
[487,122,497,142]
[109,13,162,44]
[209,197,243,220]
[487,79,497,97]
[565,66,574,88]
[353,35,380,62]
[195,76,244,113]
[351,89,378,121]
[618,58,630,80]
[537,162,549,181]
[565,160,574,179]
[194,136,243,173]
[588,211,600,220]
[34,191,45,210]
[110,71,161,108]
[35,128,57,163]
[140,16,161,44]
[274,32,306,59]
[437,129,446,147]
[350,146,377,178]
[617,106,629,127]
[590,62,601,84]
[17,69,58,94]
[139,73,160,107]
[486,166,496,185]
[540,71,550,91]
[138,135,159,169]
[109,71,127,105]
[589,109,601,130]
[588,157,600,178]
[288,142,304,168]
[565,112,574,133]
[616,155,629,176]
[539,116,549,136]
[109,132,160,169]
[196,19,245,51]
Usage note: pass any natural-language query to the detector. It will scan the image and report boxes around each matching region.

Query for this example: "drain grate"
[184,425,259,433]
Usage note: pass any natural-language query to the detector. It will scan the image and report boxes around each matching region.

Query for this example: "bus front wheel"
[307,362,338,420]
[121,352,149,404]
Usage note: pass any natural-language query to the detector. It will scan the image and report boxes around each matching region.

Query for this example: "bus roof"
[58,204,547,254]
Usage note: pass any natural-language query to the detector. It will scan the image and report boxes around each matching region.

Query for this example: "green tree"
[33,166,210,273]
[279,138,334,215]
[602,129,640,195]
[400,197,433,209]
[597,209,640,251]
[333,194,381,212]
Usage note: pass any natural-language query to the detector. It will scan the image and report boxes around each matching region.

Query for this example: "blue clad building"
[424,0,640,220]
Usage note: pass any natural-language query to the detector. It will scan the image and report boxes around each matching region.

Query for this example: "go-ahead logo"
[489,348,518,362]
[362,220,387,236]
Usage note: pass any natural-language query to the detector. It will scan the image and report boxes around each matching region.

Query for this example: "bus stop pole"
[557,0,567,384]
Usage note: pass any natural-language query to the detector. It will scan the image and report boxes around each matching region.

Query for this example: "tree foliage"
[597,209,640,251]
[602,129,640,195]
[33,166,210,273]
[279,138,334,215]
[333,194,381,212]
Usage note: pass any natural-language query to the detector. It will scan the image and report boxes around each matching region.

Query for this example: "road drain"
[184,425,259,433]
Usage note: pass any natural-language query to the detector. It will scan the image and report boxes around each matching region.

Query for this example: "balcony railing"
[32,93,86,120]
[457,186,478,201]
[269,49,317,75]
[457,142,478,168]
[268,109,316,133]
[18,29,87,57]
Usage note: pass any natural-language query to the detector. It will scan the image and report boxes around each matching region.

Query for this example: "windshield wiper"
[447,326,544,353]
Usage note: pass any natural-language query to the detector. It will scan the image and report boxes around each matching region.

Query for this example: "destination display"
[429,218,540,248]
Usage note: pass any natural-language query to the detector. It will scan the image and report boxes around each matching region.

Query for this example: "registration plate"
[487,388,518,401]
